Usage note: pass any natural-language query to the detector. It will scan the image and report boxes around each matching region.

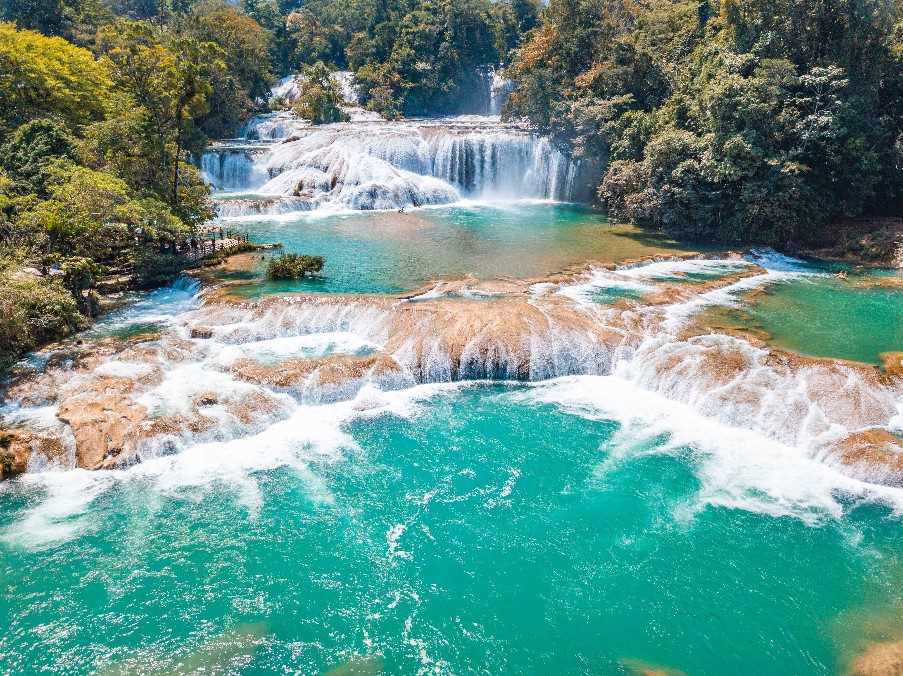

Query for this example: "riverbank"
[0,238,282,380]
[797,217,903,268]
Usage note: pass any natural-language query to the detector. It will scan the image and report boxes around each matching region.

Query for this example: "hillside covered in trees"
[0,2,275,371]
[506,0,903,247]
[249,0,540,117]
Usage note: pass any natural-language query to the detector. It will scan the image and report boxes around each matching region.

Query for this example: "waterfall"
[203,115,581,215]
[473,66,514,116]
[200,148,268,191]
[488,69,514,116]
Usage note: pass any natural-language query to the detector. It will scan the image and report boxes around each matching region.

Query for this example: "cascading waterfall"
[202,116,581,214]
[201,66,580,213]
[200,146,269,191]
[6,257,902,496]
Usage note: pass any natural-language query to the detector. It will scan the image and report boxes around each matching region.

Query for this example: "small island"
[266,253,324,280]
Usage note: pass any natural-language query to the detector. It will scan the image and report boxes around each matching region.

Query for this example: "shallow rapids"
[2,248,903,673]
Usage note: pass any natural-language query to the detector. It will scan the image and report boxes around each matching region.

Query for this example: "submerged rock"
[620,658,686,676]
[850,639,903,676]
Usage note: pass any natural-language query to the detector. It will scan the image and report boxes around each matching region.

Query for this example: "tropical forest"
[1,0,903,673]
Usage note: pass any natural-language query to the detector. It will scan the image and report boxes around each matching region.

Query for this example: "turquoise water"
[218,203,694,296]
[4,205,903,675]
[3,384,902,674]
[729,272,903,365]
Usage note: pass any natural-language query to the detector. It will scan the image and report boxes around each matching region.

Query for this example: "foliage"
[292,63,351,124]
[133,250,188,288]
[507,0,903,246]
[14,161,190,264]
[96,19,224,214]
[0,7,268,364]
[1,118,78,196]
[182,0,274,137]
[274,0,539,117]
[0,271,84,373]
[266,253,325,279]
[0,22,112,133]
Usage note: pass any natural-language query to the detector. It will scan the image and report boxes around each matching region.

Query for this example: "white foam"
[1,470,114,549]
[512,375,903,523]
[210,332,379,367]
[1,382,468,548]
[661,269,807,331]
[558,259,754,305]
[95,360,154,379]
[203,116,578,212]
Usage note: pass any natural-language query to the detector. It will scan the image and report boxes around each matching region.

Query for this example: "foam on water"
[1,381,469,548]
[88,276,202,338]
[209,332,379,367]
[513,375,903,523]
[559,258,755,304]
[3,252,901,549]
[203,116,581,214]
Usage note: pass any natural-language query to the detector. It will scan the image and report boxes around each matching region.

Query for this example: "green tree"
[0,22,112,133]
[183,1,273,136]
[96,19,223,214]
[292,62,351,124]
[1,118,78,195]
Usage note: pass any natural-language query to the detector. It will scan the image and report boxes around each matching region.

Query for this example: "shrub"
[266,253,324,280]
[292,62,350,125]
[0,271,84,374]
[133,250,187,289]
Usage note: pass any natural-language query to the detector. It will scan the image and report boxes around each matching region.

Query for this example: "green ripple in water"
[218,203,704,296]
[723,273,903,365]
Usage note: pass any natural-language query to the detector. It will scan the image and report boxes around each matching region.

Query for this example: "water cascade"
[475,66,514,116]
[203,69,581,213]
[4,246,903,672]
[5,257,901,496]
[203,116,581,214]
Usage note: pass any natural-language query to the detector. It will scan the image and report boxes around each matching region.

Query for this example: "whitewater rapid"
[3,252,903,548]
[202,116,580,215]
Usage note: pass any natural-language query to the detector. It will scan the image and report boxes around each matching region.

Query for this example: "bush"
[0,272,84,373]
[133,250,188,289]
[292,62,350,125]
[266,253,324,280]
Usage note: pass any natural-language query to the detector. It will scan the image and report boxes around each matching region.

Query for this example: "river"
[1,102,902,675]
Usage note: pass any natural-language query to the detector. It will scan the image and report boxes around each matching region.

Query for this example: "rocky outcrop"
[0,428,67,479]
[56,377,148,470]
[831,429,903,486]
[383,295,632,380]
[0,432,30,479]
[880,352,903,377]
[232,353,404,399]
[850,639,903,676]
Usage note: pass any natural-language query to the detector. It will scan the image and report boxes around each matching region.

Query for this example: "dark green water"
[3,385,901,674]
